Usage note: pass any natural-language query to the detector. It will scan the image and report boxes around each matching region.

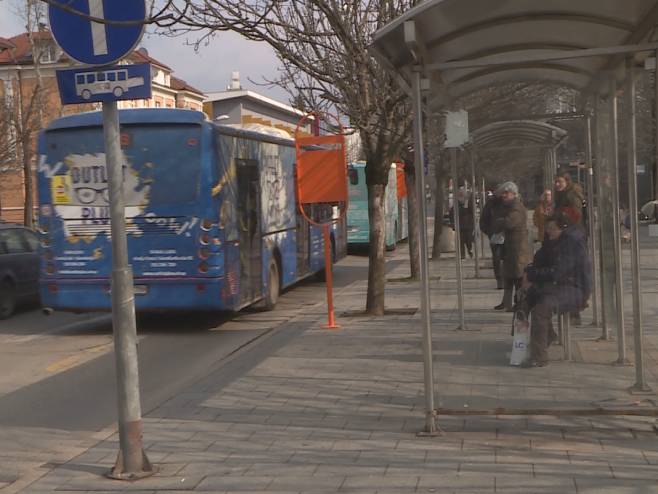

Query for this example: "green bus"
[347,162,407,249]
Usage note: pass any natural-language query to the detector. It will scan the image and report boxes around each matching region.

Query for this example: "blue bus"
[347,162,406,249]
[36,109,346,312]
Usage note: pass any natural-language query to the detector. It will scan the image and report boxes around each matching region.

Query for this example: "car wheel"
[81,89,91,100]
[264,259,280,311]
[113,86,124,97]
[0,280,16,320]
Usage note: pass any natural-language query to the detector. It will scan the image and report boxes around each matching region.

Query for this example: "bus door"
[236,159,262,305]
[296,213,310,277]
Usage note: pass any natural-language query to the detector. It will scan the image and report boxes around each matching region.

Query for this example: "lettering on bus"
[45,153,150,239]
[133,249,194,274]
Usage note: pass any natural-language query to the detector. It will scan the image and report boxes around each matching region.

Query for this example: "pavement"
[8,225,658,494]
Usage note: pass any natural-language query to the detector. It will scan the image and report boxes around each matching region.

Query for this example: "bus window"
[86,74,95,84]
[108,72,116,82]
[118,72,127,81]
[348,167,359,185]
[76,74,84,84]
[97,72,106,82]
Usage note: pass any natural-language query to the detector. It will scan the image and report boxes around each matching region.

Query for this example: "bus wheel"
[0,280,16,320]
[113,86,124,97]
[265,259,280,310]
[81,89,91,100]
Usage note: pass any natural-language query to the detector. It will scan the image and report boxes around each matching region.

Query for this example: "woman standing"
[492,182,530,311]
[533,189,554,243]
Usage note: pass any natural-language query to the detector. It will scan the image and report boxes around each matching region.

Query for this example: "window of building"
[38,42,58,63]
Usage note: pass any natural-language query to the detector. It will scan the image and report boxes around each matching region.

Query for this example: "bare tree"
[171,0,419,314]
[2,0,50,226]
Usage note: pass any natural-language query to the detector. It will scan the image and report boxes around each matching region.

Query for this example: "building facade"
[203,74,311,137]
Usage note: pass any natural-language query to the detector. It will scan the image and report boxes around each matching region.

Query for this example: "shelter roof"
[470,120,567,150]
[371,0,658,101]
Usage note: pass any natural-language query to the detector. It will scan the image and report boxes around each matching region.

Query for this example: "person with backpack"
[520,212,591,367]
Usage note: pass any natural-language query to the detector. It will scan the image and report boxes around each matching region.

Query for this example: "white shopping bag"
[510,311,530,366]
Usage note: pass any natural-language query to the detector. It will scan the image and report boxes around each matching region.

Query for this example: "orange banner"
[297,149,348,204]
[396,165,407,199]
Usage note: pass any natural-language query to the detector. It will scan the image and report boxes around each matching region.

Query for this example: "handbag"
[510,311,531,366]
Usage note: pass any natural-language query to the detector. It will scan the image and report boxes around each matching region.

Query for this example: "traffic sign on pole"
[48,0,146,66]
[48,0,153,481]
[56,63,152,105]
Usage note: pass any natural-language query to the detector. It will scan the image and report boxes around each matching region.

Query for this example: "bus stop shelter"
[371,0,658,433]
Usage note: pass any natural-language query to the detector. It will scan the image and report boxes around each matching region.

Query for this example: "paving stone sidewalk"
[19,227,658,493]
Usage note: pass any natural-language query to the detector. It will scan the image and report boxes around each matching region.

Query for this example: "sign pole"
[322,224,339,329]
[103,101,154,479]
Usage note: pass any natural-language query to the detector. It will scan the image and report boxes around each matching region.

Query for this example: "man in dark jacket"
[479,188,505,289]
[521,214,591,367]
[492,182,530,311]
[450,188,475,259]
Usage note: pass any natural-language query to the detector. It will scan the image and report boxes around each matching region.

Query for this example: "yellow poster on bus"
[51,175,73,204]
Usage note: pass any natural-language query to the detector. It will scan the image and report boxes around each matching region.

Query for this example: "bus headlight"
[198,248,210,260]
[198,262,209,273]
[199,233,210,245]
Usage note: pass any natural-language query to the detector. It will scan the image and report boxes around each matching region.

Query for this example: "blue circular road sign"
[49,0,146,66]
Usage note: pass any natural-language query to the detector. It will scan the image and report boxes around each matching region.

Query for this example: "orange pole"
[322,224,339,329]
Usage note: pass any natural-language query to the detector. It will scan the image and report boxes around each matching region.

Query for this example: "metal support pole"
[103,101,154,480]
[585,116,600,327]
[480,176,486,258]
[451,148,466,330]
[625,58,651,392]
[411,69,437,434]
[655,49,658,201]
[610,77,628,364]
[470,149,480,278]
[322,224,339,329]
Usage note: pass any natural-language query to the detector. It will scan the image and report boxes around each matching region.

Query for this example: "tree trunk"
[432,172,446,259]
[404,163,420,280]
[22,137,33,228]
[366,182,386,315]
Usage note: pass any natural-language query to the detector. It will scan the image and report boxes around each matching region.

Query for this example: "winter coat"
[449,201,474,232]
[533,202,553,242]
[493,198,530,279]
[479,196,504,238]
[554,184,584,224]
[526,225,591,305]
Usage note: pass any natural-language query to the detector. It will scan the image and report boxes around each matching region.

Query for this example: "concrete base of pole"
[108,449,157,481]
[629,384,653,395]
[416,409,442,437]
[614,358,632,366]
[107,420,157,480]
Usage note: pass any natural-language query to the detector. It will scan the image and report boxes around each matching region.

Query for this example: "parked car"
[0,223,40,319]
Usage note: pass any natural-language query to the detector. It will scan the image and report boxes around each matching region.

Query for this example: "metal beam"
[427,42,658,71]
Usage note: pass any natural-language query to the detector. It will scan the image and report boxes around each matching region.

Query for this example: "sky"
[0,0,288,102]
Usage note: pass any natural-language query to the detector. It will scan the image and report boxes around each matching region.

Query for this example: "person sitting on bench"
[520,211,591,368]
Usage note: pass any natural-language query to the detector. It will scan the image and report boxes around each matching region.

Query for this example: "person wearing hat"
[521,212,591,367]
[492,181,530,311]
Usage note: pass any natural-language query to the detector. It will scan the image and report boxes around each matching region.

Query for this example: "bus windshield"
[43,124,201,207]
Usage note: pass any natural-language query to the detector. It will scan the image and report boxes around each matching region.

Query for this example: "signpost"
[49,0,154,480]
[445,111,469,330]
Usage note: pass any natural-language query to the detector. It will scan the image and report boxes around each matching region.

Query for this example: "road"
[0,253,399,492]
